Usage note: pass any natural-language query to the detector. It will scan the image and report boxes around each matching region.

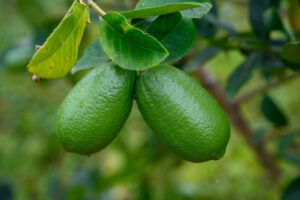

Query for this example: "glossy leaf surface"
[122,0,212,19]
[99,12,168,71]
[147,12,196,62]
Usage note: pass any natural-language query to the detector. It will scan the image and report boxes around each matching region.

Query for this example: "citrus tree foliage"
[27,0,212,77]
[21,0,300,198]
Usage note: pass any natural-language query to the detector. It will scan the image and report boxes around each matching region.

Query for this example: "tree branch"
[233,70,300,104]
[194,67,281,182]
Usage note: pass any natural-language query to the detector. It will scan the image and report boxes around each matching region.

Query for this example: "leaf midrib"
[123,2,206,19]
[31,6,87,65]
[135,2,205,11]
[103,17,168,56]
[159,17,183,42]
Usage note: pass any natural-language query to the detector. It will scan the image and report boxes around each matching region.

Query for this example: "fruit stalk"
[194,67,281,182]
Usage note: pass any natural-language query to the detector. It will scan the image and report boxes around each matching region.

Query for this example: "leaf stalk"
[88,0,106,17]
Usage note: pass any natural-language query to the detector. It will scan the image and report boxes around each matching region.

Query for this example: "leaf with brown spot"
[27,2,88,79]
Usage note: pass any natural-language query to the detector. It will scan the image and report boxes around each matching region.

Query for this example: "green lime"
[56,64,136,155]
[135,64,230,162]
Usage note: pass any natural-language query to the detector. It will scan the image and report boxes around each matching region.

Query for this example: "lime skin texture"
[56,65,136,155]
[135,64,230,162]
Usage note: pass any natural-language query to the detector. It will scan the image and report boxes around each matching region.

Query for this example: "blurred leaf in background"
[281,176,300,200]
[278,130,300,166]
[225,52,263,99]
[261,95,288,127]
[0,0,300,199]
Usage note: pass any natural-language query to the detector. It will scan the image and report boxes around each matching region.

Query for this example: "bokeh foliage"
[0,0,300,199]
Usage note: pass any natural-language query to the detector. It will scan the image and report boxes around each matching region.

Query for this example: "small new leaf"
[72,41,108,74]
[99,12,168,71]
[27,2,88,79]
[122,0,212,19]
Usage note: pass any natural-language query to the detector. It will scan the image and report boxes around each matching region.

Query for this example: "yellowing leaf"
[27,2,88,79]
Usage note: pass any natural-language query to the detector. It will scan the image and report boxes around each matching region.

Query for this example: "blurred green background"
[0,0,300,199]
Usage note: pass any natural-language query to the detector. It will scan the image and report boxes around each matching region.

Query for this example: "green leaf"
[225,52,263,98]
[249,0,268,37]
[98,12,168,71]
[147,12,196,62]
[278,130,300,166]
[281,176,300,200]
[122,0,212,19]
[147,13,183,41]
[249,0,280,38]
[280,42,300,70]
[261,95,288,127]
[72,41,108,74]
[27,2,88,79]
[263,8,283,31]
[131,18,152,30]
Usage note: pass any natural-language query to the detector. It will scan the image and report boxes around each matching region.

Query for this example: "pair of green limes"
[56,64,230,162]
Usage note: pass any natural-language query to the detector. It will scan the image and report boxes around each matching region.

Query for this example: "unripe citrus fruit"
[56,64,136,155]
[135,65,230,162]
